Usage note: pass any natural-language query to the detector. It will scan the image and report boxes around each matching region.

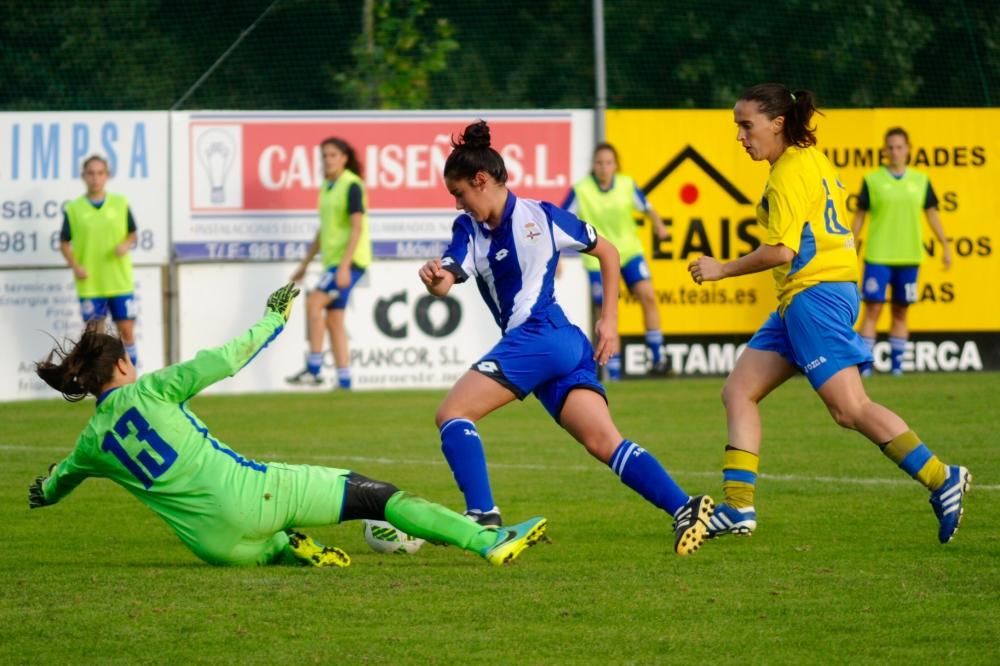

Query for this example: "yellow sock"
[722,448,759,508]
[881,430,948,491]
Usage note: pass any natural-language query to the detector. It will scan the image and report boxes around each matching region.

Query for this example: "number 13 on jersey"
[101,407,178,489]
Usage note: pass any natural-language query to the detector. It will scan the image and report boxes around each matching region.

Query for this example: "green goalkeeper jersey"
[40,311,307,562]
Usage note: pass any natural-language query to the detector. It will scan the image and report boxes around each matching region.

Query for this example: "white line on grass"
[3,444,995,491]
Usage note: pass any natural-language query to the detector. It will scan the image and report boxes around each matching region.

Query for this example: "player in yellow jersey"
[851,127,951,376]
[60,155,140,366]
[287,137,372,390]
[687,83,970,544]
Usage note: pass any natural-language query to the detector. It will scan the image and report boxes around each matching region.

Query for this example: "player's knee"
[341,473,400,521]
[721,381,740,409]
[580,435,618,463]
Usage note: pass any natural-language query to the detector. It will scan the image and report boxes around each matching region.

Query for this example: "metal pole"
[593,0,607,144]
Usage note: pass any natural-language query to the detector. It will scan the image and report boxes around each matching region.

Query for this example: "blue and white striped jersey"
[442,192,598,334]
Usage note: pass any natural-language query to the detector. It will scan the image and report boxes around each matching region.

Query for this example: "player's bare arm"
[689,243,794,284]
[419,259,455,297]
[291,230,322,283]
[586,236,621,364]
[59,240,87,280]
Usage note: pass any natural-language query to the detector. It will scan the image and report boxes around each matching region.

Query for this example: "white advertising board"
[0,266,165,401]
[169,110,594,261]
[0,112,170,267]
[176,257,590,394]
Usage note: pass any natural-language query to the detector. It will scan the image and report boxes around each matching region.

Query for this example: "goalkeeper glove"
[265,282,301,322]
[28,468,53,509]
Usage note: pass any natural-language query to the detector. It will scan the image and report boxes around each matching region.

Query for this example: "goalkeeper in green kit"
[29,283,546,568]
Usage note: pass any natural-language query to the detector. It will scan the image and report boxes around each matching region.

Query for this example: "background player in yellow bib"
[28,283,547,568]
[851,127,951,376]
[687,83,970,544]
[562,143,670,378]
[287,137,372,390]
[59,155,139,366]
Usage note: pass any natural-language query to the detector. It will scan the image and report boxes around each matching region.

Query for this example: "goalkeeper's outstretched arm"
[139,284,301,403]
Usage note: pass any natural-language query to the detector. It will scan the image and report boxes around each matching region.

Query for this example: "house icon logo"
[637,145,759,261]
[641,145,752,205]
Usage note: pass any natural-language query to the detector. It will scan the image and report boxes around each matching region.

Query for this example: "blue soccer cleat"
[930,465,971,544]
[481,516,547,566]
[705,503,757,539]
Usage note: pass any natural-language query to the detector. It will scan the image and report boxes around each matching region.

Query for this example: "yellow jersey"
[757,146,858,312]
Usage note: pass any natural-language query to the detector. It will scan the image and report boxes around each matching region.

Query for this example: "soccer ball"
[362,519,424,555]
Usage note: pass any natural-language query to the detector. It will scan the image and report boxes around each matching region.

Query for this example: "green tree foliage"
[333,0,458,109]
[0,0,995,111]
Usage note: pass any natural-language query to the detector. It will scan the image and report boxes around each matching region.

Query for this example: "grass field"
[2,373,997,664]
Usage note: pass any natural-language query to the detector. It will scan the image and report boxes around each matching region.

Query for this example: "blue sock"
[307,352,323,376]
[860,335,875,354]
[608,440,689,515]
[607,354,622,380]
[645,330,663,365]
[440,418,494,512]
[125,344,138,365]
[889,336,906,373]
[337,367,351,389]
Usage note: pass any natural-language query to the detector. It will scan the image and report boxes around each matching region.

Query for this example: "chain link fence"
[2,0,996,111]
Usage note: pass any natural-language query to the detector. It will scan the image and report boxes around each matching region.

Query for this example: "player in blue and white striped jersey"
[418,121,713,555]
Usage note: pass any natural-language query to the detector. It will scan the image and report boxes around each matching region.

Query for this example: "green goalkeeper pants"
[179,463,351,566]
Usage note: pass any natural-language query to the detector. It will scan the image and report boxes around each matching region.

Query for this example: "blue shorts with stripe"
[748,282,872,390]
[472,317,606,421]
[587,254,651,305]
[80,294,136,322]
[862,262,919,305]
[315,265,365,309]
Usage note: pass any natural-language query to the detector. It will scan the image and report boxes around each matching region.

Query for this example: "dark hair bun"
[459,120,492,150]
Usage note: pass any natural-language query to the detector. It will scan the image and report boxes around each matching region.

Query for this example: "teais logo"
[641,146,760,261]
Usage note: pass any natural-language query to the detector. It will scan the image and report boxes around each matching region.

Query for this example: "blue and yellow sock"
[307,352,323,376]
[722,447,759,509]
[440,418,495,513]
[645,330,663,365]
[880,430,948,491]
[889,336,907,373]
[125,344,138,366]
[337,367,351,389]
[608,440,689,515]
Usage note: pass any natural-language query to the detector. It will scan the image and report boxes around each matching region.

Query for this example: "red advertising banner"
[189,117,572,213]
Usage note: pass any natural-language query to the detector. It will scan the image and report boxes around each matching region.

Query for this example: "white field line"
[3,444,997,491]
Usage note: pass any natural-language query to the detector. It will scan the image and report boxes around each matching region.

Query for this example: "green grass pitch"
[2,373,997,663]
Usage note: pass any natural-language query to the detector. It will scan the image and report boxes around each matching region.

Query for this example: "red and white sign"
[188,116,573,213]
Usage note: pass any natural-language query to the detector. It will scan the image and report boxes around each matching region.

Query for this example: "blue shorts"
[862,263,919,305]
[587,255,651,305]
[472,319,606,421]
[80,294,136,322]
[748,282,872,390]
[316,265,366,310]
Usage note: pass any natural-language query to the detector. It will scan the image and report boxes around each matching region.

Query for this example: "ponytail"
[740,83,821,148]
[36,321,126,402]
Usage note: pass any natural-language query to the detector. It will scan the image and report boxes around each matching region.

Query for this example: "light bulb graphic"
[196,128,236,204]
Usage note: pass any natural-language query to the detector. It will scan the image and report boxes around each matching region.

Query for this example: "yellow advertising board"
[607,109,1000,336]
